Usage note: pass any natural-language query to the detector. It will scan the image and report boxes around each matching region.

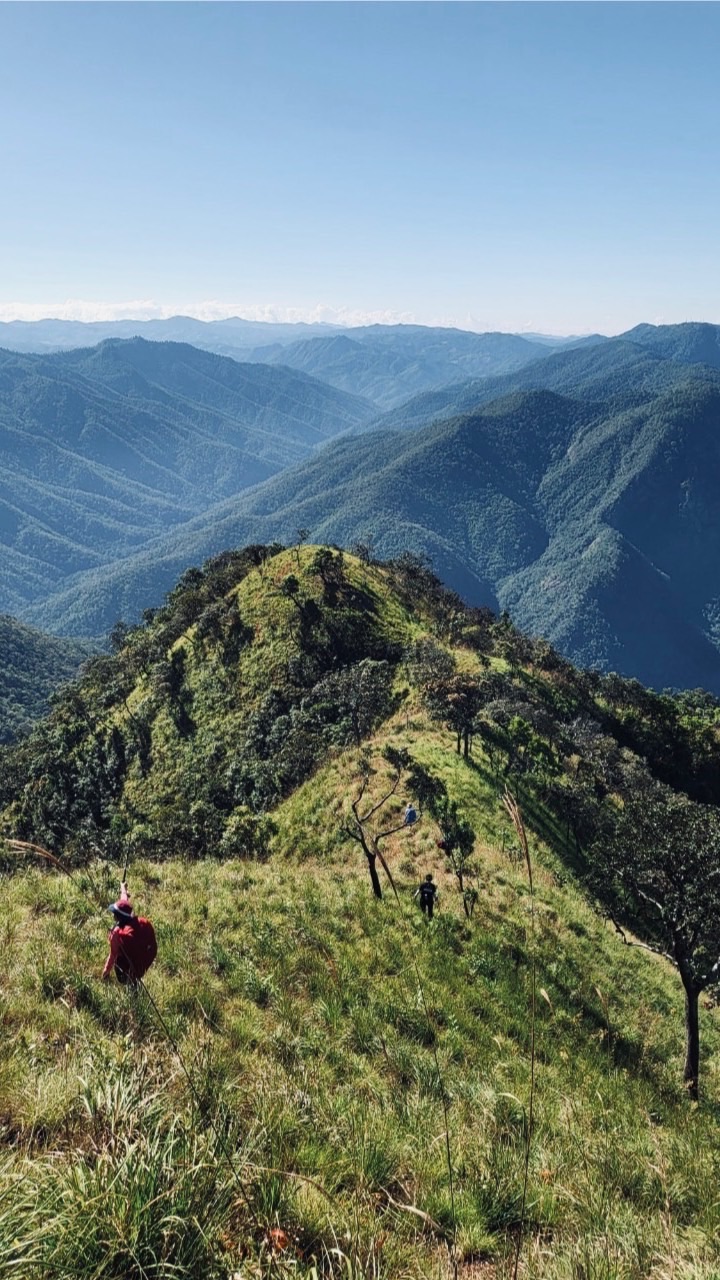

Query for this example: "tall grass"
[3,717,720,1277]
[1,1054,240,1279]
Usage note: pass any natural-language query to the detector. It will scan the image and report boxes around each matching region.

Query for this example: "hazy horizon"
[0,301,715,341]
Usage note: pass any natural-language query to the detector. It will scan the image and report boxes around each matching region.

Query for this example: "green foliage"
[0,550,408,860]
[589,781,720,985]
[587,778,720,1096]
[4,542,720,1102]
[4,545,720,885]
[2,849,720,1278]
[0,1049,239,1279]
[0,615,95,744]
[404,637,456,690]
[424,673,489,758]
[220,806,277,861]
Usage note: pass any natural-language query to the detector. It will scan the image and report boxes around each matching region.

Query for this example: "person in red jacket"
[102,882,157,987]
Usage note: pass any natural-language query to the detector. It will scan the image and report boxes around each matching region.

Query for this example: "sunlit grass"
[2,800,720,1278]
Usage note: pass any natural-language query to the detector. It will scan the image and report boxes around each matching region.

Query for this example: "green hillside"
[3,547,720,1277]
[0,614,95,744]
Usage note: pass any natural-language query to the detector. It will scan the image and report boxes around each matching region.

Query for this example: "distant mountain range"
[371,327,720,431]
[5,318,720,692]
[234,328,558,409]
[0,318,566,410]
[4,315,717,412]
[0,338,374,618]
[0,315,347,355]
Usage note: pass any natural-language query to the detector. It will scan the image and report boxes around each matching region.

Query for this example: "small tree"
[294,528,310,566]
[435,796,477,917]
[108,620,132,654]
[343,748,417,899]
[491,612,533,673]
[588,780,720,1100]
[426,674,486,758]
[403,759,478,916]
[404,638,456,691]
[278,574,301,603]
[277,574,305,639]
[350,537,375,564]
[335,659,395,747]
[310,548,346,603]
[505,715,560,797]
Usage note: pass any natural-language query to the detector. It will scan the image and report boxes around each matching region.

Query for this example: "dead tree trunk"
[366,848,382,900]
[682,975,700,1101]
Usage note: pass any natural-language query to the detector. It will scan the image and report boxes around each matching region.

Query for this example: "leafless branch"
[376,820,411,842]
[360,769,403,823]
[635,887,669,917]
[609,916,674,964]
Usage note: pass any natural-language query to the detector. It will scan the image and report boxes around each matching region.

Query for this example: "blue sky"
[1,2,719,335]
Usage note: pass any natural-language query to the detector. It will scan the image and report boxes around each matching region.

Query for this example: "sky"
[1,1,720,336]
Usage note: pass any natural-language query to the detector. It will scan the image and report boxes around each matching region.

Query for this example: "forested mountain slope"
[34,377,720,693]
[9,542,720,859]
[0,614,94,744]
[2,547,720,1277]
[373,335,720,433]
[0,338,374,617]
[9,325,720,695]
[244,327,552,409]
[622,320,720,368]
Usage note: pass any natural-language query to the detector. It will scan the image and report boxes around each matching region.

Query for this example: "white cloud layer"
[0,299,425,327]
[0,298,583,335]
[0,299,611,338]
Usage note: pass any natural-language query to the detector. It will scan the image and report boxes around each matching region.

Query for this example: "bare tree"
[343,748,417,898]
[294,527,310,566]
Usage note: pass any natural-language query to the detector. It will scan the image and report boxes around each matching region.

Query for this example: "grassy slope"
[3,770,720,1275]
[3,550,720,1278]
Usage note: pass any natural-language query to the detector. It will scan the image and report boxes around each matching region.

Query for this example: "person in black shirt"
[414,873,438,920]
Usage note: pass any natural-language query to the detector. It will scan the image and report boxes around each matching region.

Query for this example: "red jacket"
[103,917,157,980]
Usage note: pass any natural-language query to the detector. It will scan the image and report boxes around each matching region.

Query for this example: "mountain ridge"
[28,375,720,691]
[0,338,375,617]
